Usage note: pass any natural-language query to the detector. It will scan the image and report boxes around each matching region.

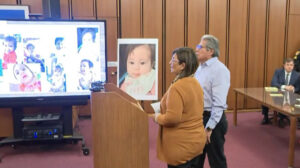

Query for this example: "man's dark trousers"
[198,111,228,168]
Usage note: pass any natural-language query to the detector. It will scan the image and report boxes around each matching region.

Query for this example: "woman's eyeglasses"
[171,58,179,63]
[170,56,180,64]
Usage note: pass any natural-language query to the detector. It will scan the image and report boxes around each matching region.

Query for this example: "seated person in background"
[292,49,300,129]
[262,58,300,127]
[293,49,300,72]
[2,36,17,69]
[13,63,41,92]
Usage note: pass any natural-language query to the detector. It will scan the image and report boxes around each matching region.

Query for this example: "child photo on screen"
[47,37,67,81]
[51,37,67,60]
[2,35,17,69]
[77,59,94,90]
[119,44,156,96]
[24,43,45,72]
[13,63,41,92]
[77,28,100,63]
[49,64,66,92]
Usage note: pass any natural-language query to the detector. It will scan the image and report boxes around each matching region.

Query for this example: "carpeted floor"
[1,112,300,168]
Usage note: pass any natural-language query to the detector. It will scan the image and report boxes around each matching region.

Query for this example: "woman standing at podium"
[152,47,206,168]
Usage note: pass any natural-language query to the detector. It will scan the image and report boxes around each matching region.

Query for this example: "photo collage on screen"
[0,22,104,94]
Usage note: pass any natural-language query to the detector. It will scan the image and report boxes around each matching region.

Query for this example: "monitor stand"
[0,105,89,162]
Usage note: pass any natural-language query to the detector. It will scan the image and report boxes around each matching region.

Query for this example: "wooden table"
[233,88,300,168]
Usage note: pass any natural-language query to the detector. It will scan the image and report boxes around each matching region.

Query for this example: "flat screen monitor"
[0,20,107,107]
[0,5,29,20]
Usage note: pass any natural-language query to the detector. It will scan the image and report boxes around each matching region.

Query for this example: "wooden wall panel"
[209,0,227,64]
[71,0,96,19]
[0,109,13,137]
[266,0,286,85]
[97,0,117,17]
[106,18,118,61]
[60,0,70,19]
[290,0,300,14]
[246,0,267,108]
[107,67,117,84]
[165,0,185,88]
[106,18,118,85]
[21,0,42,14]
[0,0,16,4]
[287,15,300,58]
[143,0,162,98]
[121,0,141,38]
[227,0,247,109]
[187,0,206,49]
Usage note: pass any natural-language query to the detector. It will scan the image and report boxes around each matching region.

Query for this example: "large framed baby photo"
[118,38,158,101]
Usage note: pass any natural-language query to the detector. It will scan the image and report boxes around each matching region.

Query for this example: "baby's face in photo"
[14,64,34,84]
[82,32,93,46]
[4,41,15,54]
[127,45,152,79]
[55,40,64,50]
[27,45,34,54]
[54,68,62,77]
[80,61,91,74]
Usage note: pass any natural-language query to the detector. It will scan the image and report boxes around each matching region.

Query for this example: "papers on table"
[151,102,161,114]
[294,104,300,108]
[265,87,278,92]
[269,93,283,97]
[294,99,300,108]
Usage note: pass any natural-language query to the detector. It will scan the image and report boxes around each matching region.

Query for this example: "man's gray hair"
[201,34,220,57]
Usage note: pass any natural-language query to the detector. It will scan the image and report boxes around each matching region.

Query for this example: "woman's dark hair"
[125,44,156,69]
[172,47,198,80]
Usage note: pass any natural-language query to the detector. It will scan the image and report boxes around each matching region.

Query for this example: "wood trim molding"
[263,0,270,87]
[225,0,230,66]
[162,0,166,93]
[140,0,144,37]
[284,0,291,58]
[184,0,188,46]
[205,0,209,33]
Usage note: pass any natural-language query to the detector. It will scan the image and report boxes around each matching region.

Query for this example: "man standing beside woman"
[194,34,230,168]
[151,35,230,168]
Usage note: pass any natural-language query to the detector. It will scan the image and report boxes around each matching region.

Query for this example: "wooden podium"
[91,83,149,168]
